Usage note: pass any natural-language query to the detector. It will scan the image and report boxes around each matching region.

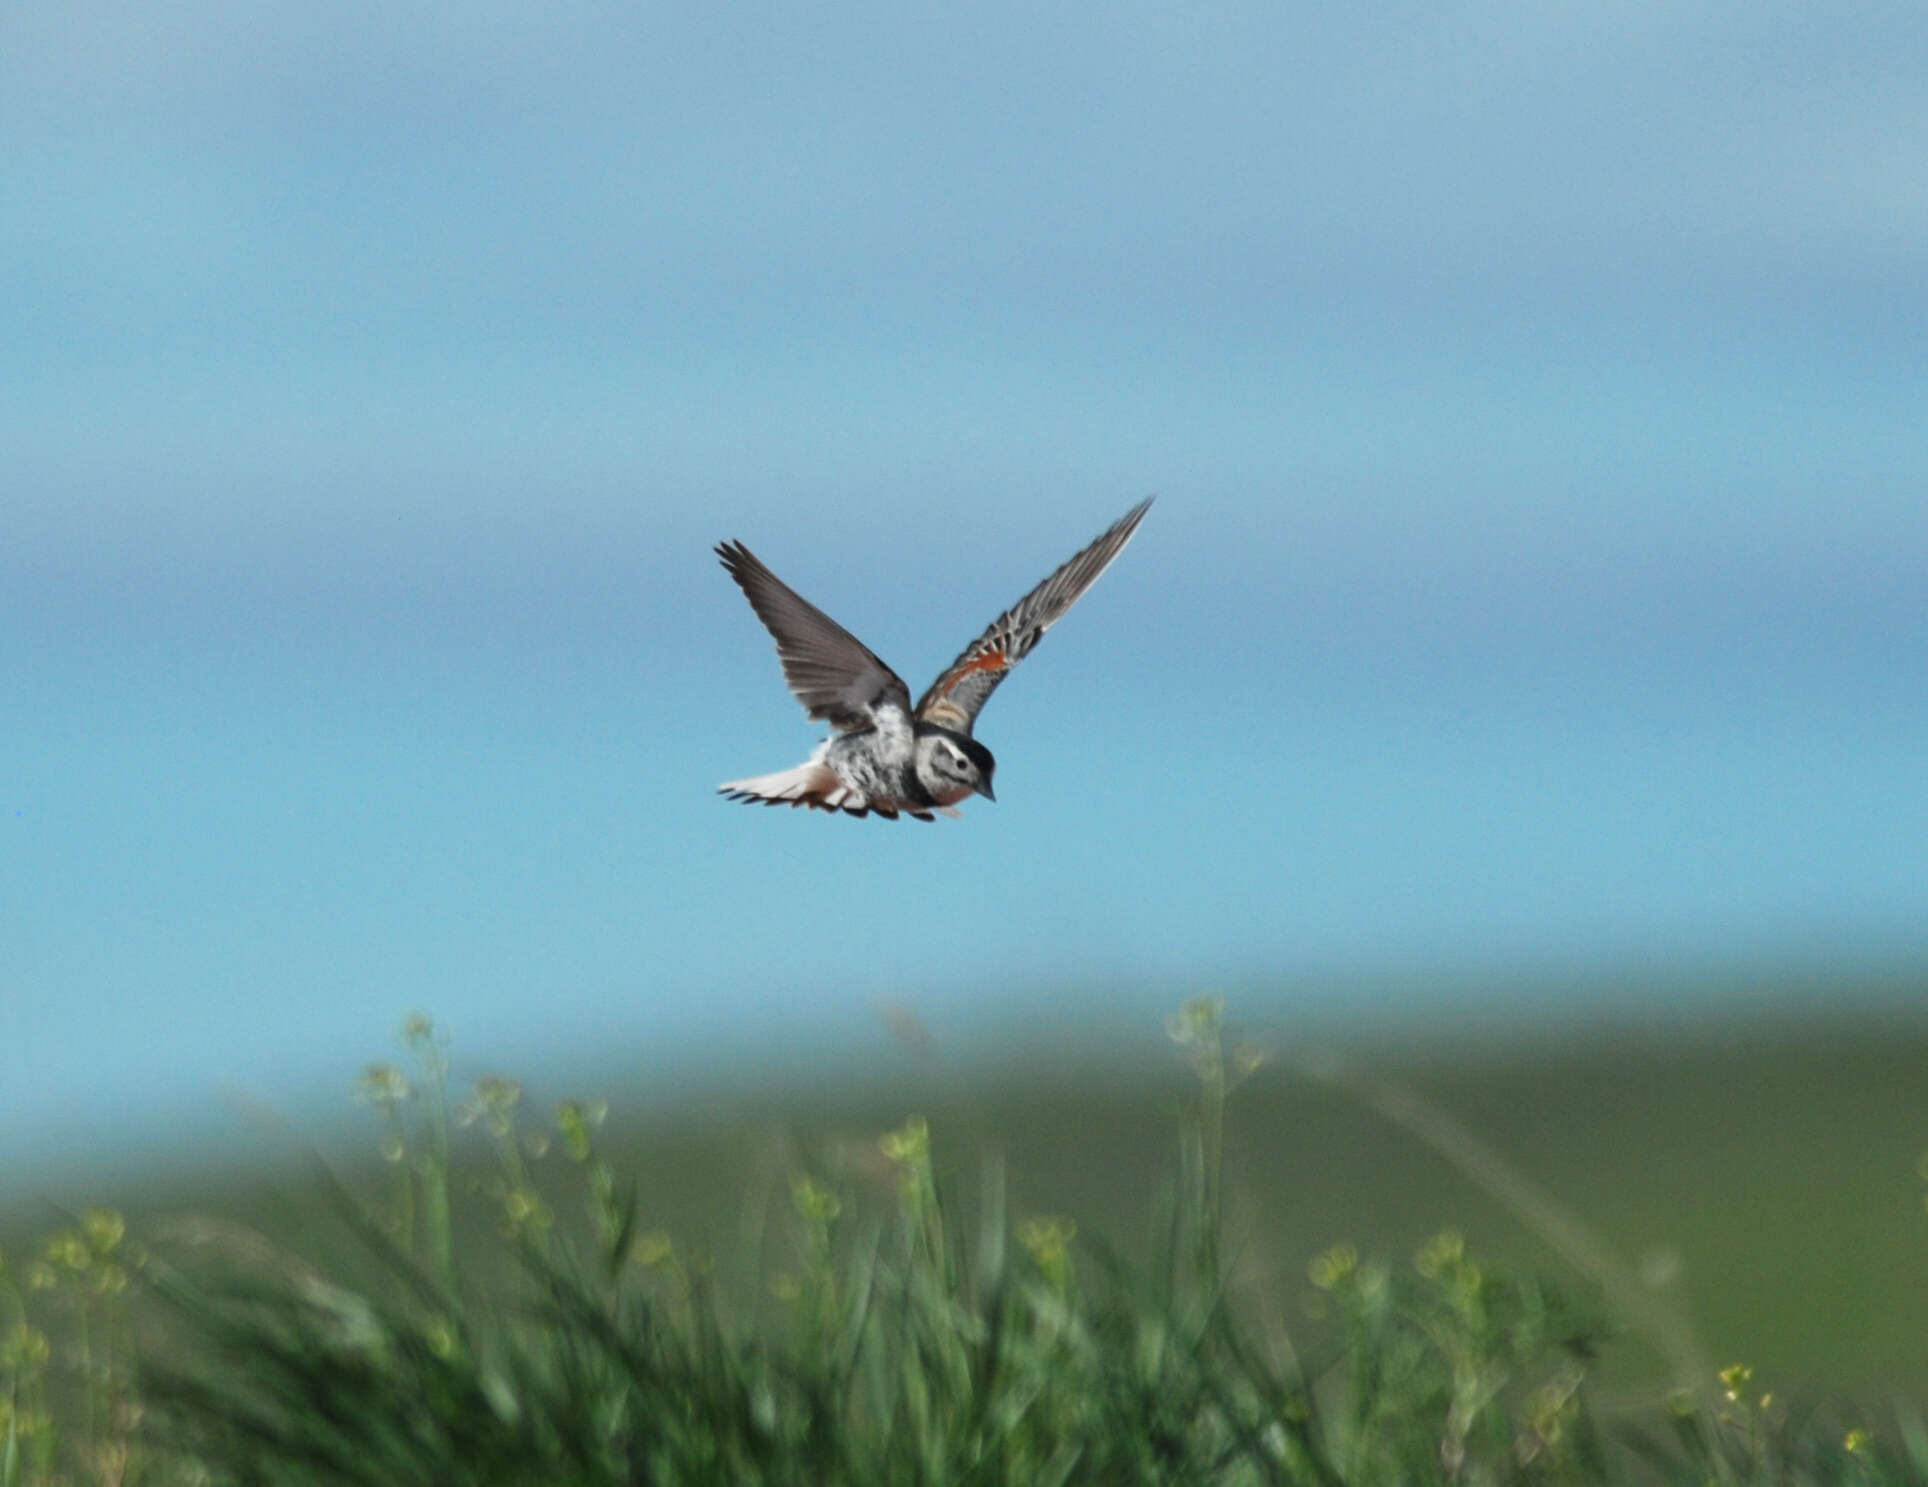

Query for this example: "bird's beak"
[979,779,996,802]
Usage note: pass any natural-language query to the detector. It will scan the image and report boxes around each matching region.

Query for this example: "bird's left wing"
[717,541,912,731]
[914,497,1152,734]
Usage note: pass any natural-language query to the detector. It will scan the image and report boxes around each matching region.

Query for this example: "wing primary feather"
[716,541,912,730]
[914,496,1152,731]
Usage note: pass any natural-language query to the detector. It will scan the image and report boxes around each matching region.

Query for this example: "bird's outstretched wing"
[717,541,912,732]
[914,497,1152,734]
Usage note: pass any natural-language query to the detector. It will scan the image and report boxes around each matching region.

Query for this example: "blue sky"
[4,2,1924,1183]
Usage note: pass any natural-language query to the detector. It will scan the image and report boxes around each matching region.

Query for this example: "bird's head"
[919,729,997,804]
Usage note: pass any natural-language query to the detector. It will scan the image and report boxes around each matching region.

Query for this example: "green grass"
[3,1000,1924,1484]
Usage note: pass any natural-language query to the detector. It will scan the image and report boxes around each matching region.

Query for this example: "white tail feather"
[718,760,859,811]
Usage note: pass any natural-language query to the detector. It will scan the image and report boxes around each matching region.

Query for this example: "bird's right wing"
[914,498,1152,733]
[716,540,912,731]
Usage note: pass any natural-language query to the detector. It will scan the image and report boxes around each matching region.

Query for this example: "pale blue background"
[5,2,1924,1182]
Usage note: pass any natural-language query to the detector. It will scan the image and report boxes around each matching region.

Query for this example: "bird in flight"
[715,497,1153,820]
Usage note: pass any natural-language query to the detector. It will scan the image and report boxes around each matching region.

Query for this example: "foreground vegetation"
[4,1003,1923,1484]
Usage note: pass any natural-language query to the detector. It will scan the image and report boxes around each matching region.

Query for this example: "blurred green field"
[573,1010,1928,1400]
[12,996,1922,1406]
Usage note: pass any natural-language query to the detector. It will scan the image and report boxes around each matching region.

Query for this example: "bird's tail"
[719,761,865,813]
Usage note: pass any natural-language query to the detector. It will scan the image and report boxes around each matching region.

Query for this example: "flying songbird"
[715,497,1153,820]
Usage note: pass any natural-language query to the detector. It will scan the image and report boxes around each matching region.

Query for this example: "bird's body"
[716,498,1152,820]
[717,707,978,821]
